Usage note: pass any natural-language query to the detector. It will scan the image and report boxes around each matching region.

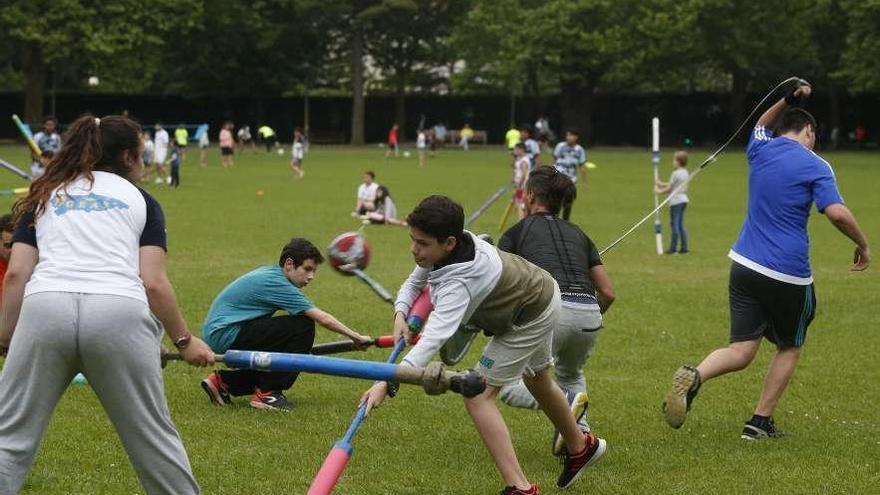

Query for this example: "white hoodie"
[396,231,555,368]
[396,232,501,368]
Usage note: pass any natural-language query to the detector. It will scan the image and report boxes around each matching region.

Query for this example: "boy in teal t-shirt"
[200,238,371,411]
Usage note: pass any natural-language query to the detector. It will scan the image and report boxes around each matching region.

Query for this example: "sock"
[750,414,771,427]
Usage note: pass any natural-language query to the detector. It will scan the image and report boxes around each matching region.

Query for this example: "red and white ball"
[327,232,371,275]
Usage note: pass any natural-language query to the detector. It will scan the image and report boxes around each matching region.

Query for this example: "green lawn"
[0,143,877,494]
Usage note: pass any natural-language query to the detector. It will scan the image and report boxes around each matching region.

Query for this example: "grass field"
[0,142,877,494]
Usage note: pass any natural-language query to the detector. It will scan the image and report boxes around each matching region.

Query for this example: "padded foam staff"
[0,158,33,181]
[11,115,41,158]
[162,336,398,366]
[465,182,512,226]
[307,338,407,495]
[169,350,486,397]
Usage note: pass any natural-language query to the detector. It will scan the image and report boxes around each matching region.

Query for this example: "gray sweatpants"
[499,300,602,409]
[0,292,199,495]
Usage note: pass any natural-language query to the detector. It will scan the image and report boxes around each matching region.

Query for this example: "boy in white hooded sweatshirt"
[361,195,606,494]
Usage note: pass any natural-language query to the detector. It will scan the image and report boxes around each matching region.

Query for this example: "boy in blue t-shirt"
[662,83,870,439]
[200,238,371,411]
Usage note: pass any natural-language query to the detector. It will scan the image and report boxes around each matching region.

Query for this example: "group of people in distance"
[509,125,587,222]
[0,83,871,495]
[386,122,477,168]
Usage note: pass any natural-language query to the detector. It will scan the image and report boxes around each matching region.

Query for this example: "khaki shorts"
[476,283,561,387]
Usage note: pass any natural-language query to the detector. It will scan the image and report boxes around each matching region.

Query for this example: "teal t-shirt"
[202,265,314,352]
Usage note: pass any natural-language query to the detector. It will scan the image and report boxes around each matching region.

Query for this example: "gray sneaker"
[552,391,590,456]
[662,365,701,429]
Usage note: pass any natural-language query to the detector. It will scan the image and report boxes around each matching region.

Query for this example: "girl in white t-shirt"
[290,127,306,179]
[0,115,214,494]
[416,130,427,168]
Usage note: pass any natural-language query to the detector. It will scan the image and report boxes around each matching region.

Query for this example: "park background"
[0,1,878,494]
[1,0,879,147]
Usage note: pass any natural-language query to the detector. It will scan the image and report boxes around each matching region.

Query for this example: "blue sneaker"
[250,389,292,411]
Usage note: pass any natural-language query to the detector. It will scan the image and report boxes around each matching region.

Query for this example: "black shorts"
[221,146,234,156]
[729,262,816,348]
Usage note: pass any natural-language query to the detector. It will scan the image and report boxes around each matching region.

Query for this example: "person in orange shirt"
[0,214,13,300]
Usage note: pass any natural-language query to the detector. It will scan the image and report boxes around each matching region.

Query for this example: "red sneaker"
[499,483,540,495]
[200,371,232,406]
[556,432,607,489]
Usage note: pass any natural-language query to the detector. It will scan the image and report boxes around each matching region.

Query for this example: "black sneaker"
[250,389,292,411]
[662,365,701,429]
[556,432,606,489]
[499,484,539,494]
[552,391,590,456]
[200,371,232,406]
[741,417,789,440]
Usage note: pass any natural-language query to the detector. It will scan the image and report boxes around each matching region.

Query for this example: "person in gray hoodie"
[361,195,606,494]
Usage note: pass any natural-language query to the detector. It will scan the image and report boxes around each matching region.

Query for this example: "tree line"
[2,0,877,144]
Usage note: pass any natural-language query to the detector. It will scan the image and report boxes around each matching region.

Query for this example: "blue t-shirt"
[553,142,586,181]
[729,126,844,284]
[202,265,315,351]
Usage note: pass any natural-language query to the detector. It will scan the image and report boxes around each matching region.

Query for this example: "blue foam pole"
[223,350,399,382]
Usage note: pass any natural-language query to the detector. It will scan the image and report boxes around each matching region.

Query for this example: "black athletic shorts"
[729,261,816,348]
[221,146,234,156]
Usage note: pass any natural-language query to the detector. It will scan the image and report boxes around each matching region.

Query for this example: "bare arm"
[304,307,370,346]
[0,244,38,354]
[757,84,811,128]
[140,246,214,365]
[578,164,588,188]
[589,265,615,314]
[824,203,870,271]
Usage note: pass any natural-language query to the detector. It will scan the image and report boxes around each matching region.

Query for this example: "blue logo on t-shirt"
[51,192,129,215]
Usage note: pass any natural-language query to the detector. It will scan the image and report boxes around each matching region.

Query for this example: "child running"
[498,167,616,454]
[361,195,606,494]
[290,127,305,179]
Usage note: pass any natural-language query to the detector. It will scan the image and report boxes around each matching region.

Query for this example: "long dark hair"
[13,114,142,222]
[526,166,576,215]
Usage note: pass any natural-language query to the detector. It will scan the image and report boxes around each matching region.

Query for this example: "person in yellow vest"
[174,125,189,161]
[258,125,278,153]
[505,125,521,151]
[460,123,474,151]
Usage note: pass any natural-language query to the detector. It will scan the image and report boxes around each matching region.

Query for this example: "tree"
[367,0,469,138]
[836,0,880,93]
[0,0,201,121]
[690,0,815,129]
